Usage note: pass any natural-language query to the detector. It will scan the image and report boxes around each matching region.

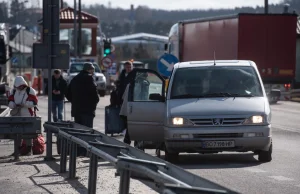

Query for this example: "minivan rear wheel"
[258,143,272,162]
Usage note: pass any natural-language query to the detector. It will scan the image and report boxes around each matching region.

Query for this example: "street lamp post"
[265,0,268,14]
[15,0,28,75]
[73,0,77,57]
[78,0,82,58]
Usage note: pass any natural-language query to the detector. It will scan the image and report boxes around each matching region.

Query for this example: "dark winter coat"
[66,70,99,117]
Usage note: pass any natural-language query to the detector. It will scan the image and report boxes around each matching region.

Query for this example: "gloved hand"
[24,101,34,108]
[8,101,16,109]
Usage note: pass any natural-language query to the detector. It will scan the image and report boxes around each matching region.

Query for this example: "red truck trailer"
[167,13,298,103]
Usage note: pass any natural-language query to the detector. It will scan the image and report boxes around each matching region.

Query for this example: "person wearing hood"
[8,76,38,155]
[45,69,68,122]
[66,62,99,128]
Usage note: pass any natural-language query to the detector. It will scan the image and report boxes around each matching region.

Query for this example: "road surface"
[1,96,299,194]
[48,97,300,194]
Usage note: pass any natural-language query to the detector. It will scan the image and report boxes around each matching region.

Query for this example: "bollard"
[88,154,98,194]
[60,138,67,173]
[68,142,77,179]
[119,169,131,194]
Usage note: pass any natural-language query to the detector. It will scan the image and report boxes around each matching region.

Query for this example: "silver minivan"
[126,60,272,162]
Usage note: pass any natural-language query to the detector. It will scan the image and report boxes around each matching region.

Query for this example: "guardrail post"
[68,142,77,179]
[60,138,67,173]
[119,169,131,194]
[88,154,98,194]
[44,129,55,161]
[13,134,20,161]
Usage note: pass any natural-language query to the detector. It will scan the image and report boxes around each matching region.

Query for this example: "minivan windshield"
[70,63,101,73]
[170,66,263,99]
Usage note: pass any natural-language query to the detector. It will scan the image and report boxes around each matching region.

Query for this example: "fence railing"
[0,107,42,161]
[44,122,238,194]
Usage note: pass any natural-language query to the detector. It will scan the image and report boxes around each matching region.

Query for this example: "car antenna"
[213,51,216,66]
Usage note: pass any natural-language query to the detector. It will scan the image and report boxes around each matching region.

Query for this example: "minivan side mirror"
[149,93,165,101]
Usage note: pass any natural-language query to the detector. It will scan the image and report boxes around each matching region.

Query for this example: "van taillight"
[284,84,291,89]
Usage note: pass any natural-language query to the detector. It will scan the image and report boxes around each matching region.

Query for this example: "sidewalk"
[0,96,157,193]
[0,140,157,194]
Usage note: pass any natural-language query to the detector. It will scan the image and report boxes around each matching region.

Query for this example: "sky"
[62,0,283,10]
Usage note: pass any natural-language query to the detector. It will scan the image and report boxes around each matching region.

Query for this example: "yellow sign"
[279,69,293,75]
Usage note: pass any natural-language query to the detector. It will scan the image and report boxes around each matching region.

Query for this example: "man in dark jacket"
[46,69,68,122]
[66,62,99,128]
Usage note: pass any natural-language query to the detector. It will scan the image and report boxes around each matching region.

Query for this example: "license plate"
[202,141,235,148]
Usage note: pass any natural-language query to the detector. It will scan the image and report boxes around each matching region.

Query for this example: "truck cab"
[67,58,107,97]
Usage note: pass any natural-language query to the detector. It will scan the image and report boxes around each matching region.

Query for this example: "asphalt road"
[37,96,300,194]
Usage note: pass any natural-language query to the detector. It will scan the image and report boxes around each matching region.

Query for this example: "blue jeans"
[52,100,64,122]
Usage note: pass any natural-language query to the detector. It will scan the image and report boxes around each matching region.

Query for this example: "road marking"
[244,168,266,173]
[268,176,294,181]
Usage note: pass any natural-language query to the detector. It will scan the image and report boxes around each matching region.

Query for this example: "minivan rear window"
[170,66,263,99]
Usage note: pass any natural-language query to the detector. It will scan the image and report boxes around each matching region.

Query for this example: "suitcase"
[105,106,125,136]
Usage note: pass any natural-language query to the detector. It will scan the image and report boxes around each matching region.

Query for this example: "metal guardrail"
[0,107,42,161]
[0,107,10,117]
[44,122,238,194]
[290,89,300,102]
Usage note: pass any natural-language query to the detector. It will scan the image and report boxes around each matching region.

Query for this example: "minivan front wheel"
[165,148,179,162]
[258,143,272,162]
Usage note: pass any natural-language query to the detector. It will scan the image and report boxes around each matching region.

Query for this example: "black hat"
[83,62,95,71]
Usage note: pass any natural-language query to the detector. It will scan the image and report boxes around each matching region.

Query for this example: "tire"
[134,141,145,152]
[258,143,272,162]
[99,90,106,97]
[165,148,179,162]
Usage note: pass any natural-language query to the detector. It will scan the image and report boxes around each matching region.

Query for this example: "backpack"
[12,87,39,116]
[19,135,46,155]
[32,135,46,155]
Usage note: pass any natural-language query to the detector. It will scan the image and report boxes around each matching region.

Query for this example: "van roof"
[174,60,255,69]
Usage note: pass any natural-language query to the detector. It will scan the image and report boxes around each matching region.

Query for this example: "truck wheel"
[99,90,106,97]
[258,143,272,162]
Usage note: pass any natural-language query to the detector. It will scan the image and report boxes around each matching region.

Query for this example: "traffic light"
[0,35,6,64]
[103,38,111,57]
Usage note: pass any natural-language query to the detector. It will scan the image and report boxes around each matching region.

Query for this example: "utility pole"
[73,0,77,58]
[264,0,268,14]
[78,0,82,58]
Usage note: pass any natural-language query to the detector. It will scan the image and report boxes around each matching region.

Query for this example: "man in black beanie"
[66,62,100,128]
